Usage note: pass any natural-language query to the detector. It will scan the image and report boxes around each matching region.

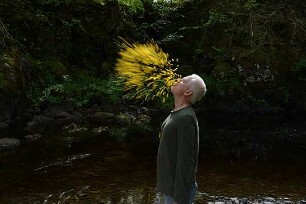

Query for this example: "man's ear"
[184,89,192,96]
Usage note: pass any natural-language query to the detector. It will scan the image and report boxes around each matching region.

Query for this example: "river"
[0,113,305,203]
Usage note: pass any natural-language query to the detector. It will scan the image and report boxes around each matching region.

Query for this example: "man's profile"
[157,74,207,204]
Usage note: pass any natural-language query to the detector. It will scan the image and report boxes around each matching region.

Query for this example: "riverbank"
[1,103,306,164]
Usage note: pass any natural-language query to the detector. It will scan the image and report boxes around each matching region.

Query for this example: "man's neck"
[173,98,190,111]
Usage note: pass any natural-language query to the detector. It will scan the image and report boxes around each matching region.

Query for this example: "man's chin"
[170,86,175,93]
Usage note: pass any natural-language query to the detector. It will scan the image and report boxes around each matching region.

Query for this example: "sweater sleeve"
[174,114,197,204]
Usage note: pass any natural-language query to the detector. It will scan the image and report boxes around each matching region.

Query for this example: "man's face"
[171,75,193,96]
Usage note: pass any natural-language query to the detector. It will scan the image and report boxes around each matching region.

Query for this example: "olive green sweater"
[157,106,199,204]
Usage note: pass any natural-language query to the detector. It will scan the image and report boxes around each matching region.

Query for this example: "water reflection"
[0,148,305,203]
[34,153,93,172]
[0,114,306,203]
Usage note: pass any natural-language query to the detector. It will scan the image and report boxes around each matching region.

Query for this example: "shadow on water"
[0,113,306,203]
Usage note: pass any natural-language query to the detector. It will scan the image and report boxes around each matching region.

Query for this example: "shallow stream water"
[0,113,305,203]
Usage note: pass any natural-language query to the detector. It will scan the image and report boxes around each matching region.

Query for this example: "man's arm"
[174,114,197,204]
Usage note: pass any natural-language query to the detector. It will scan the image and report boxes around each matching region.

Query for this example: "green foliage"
[204,10,229,27]
[201,0,262,57]
[200,72,240,100]
[28,74,124,107]
[119,0,144,13]
[0,49,26,97]
[292,58,306,80]
[199,74,216,98]
[243,0,259,11]
[37,0,73,6]
[0,73,4,89]
[296,59,306,73]
[154,0,185,5]
[212,62,241,95]
[1,0,306,111]
[94,0,147,14]
[195,0,305,63]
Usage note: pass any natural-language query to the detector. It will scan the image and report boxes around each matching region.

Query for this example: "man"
[157,74,207,204]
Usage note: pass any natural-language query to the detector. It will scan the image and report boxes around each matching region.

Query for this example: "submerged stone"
[87,112,115,124]
[0,138,20,151]
[24,134,42,141]
[0,121,9,129]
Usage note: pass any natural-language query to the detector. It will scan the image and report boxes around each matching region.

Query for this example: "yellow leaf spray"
[115,39,181,102]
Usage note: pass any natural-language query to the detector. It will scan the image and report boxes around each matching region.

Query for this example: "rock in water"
[0,138,20,151]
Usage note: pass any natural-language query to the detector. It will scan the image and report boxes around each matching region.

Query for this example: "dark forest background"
[1,0,306,123]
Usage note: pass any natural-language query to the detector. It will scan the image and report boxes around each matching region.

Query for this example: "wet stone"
[0,138,20,151]
[115,112,135,125]
[25,115,54,133]
[63,123,77,130]
[68,127,87,133]
[239,198,248,204]
[62,123,87,133]
[0,121,9,129]
[201,195,302,204]
[230,197,239,204]
[264,197,276,202]
[92,127,109,134]
[136,114,151,124]
[55,112,71,118]
[24,134,42,141]
[263,202,274,204]
[87,112,115,124]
